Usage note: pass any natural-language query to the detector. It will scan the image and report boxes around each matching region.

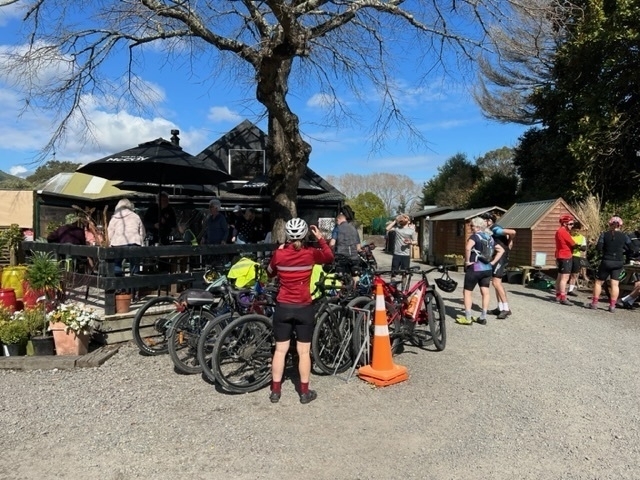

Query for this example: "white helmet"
[285,218,308,241]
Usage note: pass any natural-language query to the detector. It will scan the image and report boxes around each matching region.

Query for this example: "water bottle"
[406,294,419,318]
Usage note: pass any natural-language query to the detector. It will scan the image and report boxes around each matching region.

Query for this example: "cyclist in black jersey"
[589,216,633,313]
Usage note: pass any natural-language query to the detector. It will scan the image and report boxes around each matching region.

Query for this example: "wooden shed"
[497,198,582,268]
[430,206,506,264]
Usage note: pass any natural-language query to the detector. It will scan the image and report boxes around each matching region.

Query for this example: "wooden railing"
[22,241,276,315]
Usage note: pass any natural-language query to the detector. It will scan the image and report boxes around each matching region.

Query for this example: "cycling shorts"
[556,258,573,275]
[493,257,508,278]
[571,257,582,274]
[273,303,315,343]
[596,260,624,282]
[463,269,492,291]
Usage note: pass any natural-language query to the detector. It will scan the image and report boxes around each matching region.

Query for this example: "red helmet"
[608,216,623,227]
[559,214,574,225]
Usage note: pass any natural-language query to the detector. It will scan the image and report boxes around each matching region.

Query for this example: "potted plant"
[115,289,133,314]
[23,251,63,309]
[17,301,55,356]
[0,308,29,356]
[47,302,100,355]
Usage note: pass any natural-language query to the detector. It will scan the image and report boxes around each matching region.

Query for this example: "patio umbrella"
[114,181,217,197]
[232,173,326,196]
[77,138,234,186]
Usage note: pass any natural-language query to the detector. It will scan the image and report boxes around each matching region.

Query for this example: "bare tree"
[327,172,421,215]
[474,0,578,124]
[1,0,515,238]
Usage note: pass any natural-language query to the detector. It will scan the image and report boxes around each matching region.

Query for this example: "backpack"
[472,232,495,264]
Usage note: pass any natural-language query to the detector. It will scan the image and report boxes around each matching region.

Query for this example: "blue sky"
[0,3,527,186]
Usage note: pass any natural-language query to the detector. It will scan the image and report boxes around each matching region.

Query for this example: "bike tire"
[168,308,217,375]
[352,298,400,364]
[131,296,181,356]
[196,312,239,384]
[426,290,447,351]
[312,304,352,375]
[211,314,274,394]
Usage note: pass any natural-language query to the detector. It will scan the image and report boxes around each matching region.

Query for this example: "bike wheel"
[131,296,181,356]
[197,312,238,384]
[426,290,447,351]
[352,299,400,364]
[168,308,217,375]
[312,304,352,375]
[211,314,274,394]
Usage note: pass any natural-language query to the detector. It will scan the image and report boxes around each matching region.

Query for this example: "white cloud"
[0,3,25,27]
[306,93,334,109]
[9,165,27,177]
[207,106,242,123]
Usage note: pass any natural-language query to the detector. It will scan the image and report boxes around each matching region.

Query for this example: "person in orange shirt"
[555,215,577,305]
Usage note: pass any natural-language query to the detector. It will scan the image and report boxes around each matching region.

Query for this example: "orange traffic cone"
[358,282,409,386]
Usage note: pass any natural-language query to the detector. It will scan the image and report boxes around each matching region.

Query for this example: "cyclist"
[267,218,334,404]
[555,215,577,305]
[457,216,504,325]
[567,222,588,296]
[589,216,633,312]
[481,212,516,319]
[330,212,362,286]
[385,213,415,287]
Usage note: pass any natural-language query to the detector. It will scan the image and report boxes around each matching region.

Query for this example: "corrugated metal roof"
[412,206,453,218]
[498,199,559,229]
[430,206,506,221]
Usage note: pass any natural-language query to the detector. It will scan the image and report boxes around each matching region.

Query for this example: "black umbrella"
[77,138,234,186]
[232,173,326,196]
[114,181,217,196]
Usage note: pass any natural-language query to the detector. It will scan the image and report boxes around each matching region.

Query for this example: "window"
[228,149,266,180]
[456,221,465,237]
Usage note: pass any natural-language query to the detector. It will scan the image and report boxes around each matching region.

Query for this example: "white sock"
[568,284,575,292]
[503,303,510,311]
[498,302,505,310]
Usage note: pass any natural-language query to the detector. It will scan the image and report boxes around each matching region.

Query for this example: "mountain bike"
[353,266,447,360]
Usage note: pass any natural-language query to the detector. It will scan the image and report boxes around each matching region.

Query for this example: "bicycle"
[196,278,277,385]
[310,271,372,375]
[131,265,228,356]
[353,266,448,358]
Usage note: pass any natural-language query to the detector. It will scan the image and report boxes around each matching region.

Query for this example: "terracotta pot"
[115,293,132,314]
[49,322,90,356]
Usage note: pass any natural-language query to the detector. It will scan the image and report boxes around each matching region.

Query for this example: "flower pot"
[2,341,26,356]
[31,335,56,356]
[1,266,27,299]
[0,288,17,312]
[49,322,90,356]
[115,293,132,314]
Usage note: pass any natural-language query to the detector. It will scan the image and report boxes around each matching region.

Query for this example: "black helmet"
[435,274,458,293]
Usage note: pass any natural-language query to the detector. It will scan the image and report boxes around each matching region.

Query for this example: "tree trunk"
[256,55,312,243]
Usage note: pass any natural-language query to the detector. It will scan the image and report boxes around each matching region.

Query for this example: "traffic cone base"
[357,281,409,387]
[358,363,409,387]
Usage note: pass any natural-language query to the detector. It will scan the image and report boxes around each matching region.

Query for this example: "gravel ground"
[2,252,640,479]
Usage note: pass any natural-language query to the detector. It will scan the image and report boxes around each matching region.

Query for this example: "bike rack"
[335,306,371,383]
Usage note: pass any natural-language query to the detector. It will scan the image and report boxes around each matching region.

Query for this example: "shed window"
[456,221,465,237]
